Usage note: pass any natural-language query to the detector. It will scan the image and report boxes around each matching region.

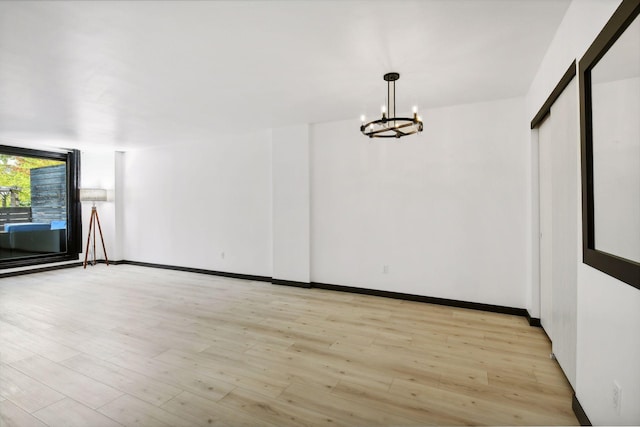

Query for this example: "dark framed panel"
[579,0,640,289]
[0,145,81,269]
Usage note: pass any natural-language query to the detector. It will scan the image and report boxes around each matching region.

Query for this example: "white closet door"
[538,79,578,388]
[539,116,554,340]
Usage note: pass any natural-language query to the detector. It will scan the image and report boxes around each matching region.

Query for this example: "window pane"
[0,155,68,260]
[590,15,640,263]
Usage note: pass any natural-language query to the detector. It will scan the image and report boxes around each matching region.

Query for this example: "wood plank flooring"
[0,265,578,426]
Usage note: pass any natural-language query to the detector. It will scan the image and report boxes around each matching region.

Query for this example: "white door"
[539,115,554,340]
[538,78,578,388]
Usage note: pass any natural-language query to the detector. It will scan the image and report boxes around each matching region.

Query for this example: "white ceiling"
[0,0,571,151]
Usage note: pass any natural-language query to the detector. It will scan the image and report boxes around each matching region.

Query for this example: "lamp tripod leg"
[83,209,95,269]
[92,213,96,266]
[93,208,109,266]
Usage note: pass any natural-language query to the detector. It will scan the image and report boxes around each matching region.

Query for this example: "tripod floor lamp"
[80,188,109,268]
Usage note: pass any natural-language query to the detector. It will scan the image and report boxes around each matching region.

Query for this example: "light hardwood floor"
[0,265,578,426]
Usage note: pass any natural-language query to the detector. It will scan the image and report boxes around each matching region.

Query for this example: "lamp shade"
[79,188,107,202]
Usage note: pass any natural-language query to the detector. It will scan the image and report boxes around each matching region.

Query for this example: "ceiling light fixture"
[360,72,423,139]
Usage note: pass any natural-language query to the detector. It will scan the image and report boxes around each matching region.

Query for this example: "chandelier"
[360,72,423,138]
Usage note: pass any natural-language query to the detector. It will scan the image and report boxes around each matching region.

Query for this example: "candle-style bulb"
[360,115,366,123]
[381,105,386,114]
[412,106,418,113]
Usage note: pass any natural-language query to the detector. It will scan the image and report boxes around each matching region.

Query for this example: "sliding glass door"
[0,145,81,268]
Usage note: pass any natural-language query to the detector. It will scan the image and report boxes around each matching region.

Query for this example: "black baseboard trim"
[572,394,592,426]
[116,260,272,283]
[526,310,542,327]
[311,281,528,317]
[3,260,535,324]
[272,279,311,288]
[0,253,80,270]
[0,261,82,278]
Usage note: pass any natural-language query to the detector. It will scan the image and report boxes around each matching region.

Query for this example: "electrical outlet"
[613,381,622,415]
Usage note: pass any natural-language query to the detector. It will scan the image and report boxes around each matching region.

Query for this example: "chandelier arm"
[365,130,420,138]
[391,120,421,130]
[364,116,420,125]
[367,133,404,139]
[362,117,421,129]
[362,118,423,137]
[365,125,407,137]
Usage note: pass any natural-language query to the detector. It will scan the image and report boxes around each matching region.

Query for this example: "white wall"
[121,131,273,277]
[113,151,125,261]
[311,97,529,308]
[527,0,640,424]
[577,267,640,425]
[272,125,310,283]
